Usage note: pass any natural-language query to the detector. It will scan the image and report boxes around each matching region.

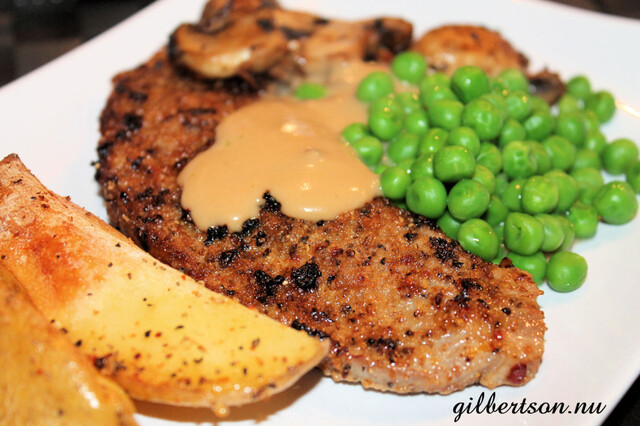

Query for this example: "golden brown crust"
[411,25,528,76]
[96,51,545,394]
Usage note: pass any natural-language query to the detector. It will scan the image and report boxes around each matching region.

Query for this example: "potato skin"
[0,154,327,410]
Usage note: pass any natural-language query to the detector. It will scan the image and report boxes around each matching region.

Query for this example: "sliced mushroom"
[169,0,412,81]
[169,11,289,79]
[529,68,566,105]
[198,0,233,32]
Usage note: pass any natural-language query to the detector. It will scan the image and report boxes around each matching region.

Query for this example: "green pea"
[527,140,552,175]
[374,163,389,175]
[557,93,582,114]
[567,75,591,100]
[490,77,508,96]
[585,90,616,123]
[462,98,503,140]
[341,122,368,143]
[448,127,480,156]
[497,68,530,93]
[522,176,559,214]
[494,173,509,196]
[502,141,537,180]
[351,136,383,167]
[396,158,414,174]
[404,110,430,135]
[437,211,461,239]
[602,138,639,175]
[627,160,640,193]
[447,179,491,221]
[369,94,403,116]
[410,154,435,180]
[397,92,422,114]
[542,135,577,172]
[593,181,639,225]
[555,215,576,252]
[499,118,527,148]
[368,105,404,141]
[578,184,599,205]
[472,164,496,193]
[529,95,551,114]
[554,112,587,147]
[357,71,394,102]
[504,212,545,255]
[391,51,428,84]
[567,201,599,239]
[484,195,509,226]
[501,178,526,212]
[547,252,588,292]
[572,149,602,171]
[583,130,608,155]
[388,132,420,164]
[492,243,507,265]
[420,84,458,108]
[544,170,579,213]
[406,176,447,219]
[427,99,464,130]
[434,146,476,183]
[393,200,408,211]
[535,213,565,252]
[505,90,532,122]
[294,82,327,99]
[571,167,604,190]
[418,128,448,155]
[507,251,547,285]
[418,72,451,93]
[476,142,503,175]
[457,218,499,261]
[380,166,411,199]
[480,93,509,122]
[523,110,554,141]
[494,221,505,241]
[451,65,491,103]
[581,110,601,134]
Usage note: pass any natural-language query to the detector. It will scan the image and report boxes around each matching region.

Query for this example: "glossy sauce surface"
[178,62,387,231]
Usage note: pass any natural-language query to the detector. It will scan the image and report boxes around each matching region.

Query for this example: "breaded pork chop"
[95,48,545,394]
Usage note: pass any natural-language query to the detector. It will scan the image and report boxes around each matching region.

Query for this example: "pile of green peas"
[338,51,640,293]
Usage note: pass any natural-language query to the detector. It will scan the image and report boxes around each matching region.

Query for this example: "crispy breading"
[96,49,545,394]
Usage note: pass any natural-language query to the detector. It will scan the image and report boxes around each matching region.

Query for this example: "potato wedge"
[0,264,138,426]
[0,154,328,412]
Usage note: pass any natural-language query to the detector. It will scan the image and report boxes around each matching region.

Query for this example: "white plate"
[1,0,639,425]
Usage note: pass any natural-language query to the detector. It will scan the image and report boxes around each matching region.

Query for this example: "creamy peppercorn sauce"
[178,61,398,232]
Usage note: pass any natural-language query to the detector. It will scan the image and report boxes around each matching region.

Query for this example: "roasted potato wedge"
[0,264,137,426]
[0,154,328,412]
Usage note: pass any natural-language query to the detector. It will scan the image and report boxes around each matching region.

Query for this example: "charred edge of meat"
[429,237,462,267]
[291,319,330,339]
[262,192,281,212]
[253,269,285,304]
[204,225,229,245]
[236,218,260,238]
[291,260,321,291]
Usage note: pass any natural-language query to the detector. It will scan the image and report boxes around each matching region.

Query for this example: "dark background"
[0,0,638,424]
